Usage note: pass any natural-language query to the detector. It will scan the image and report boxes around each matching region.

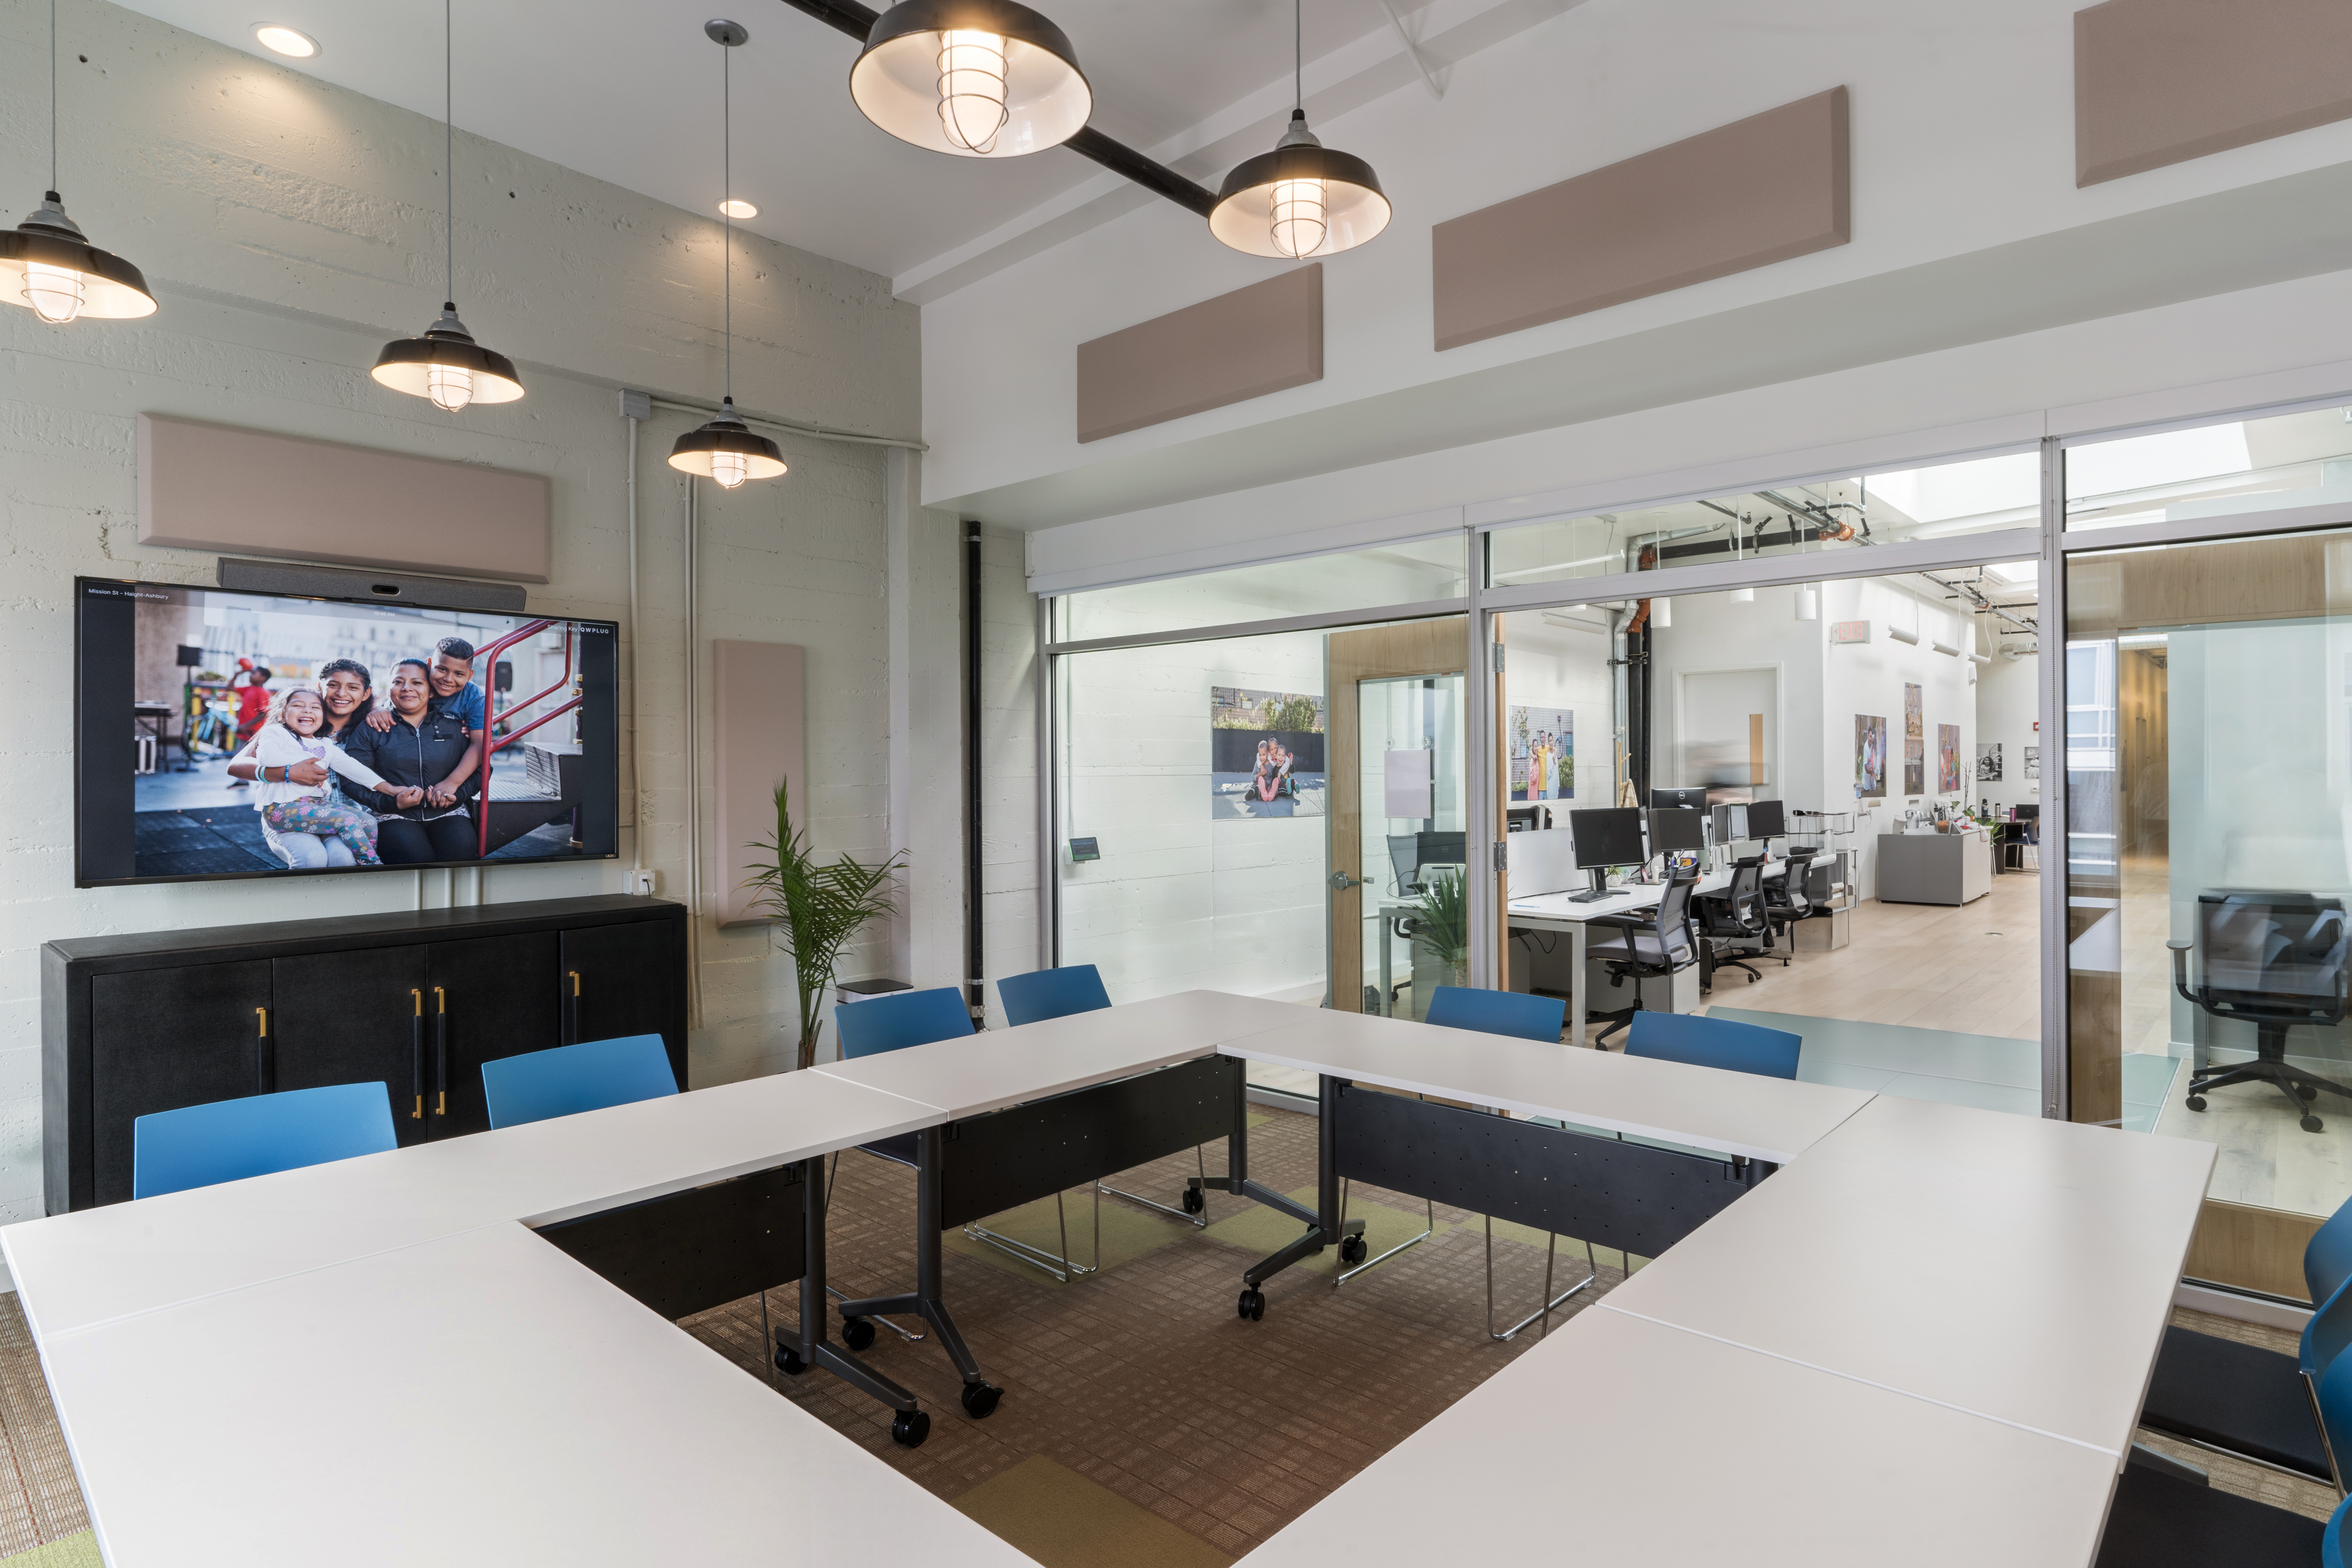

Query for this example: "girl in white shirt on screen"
[248,688,421,867]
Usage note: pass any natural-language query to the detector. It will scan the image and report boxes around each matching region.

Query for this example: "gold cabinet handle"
[569,970,580,997]
[255,1007,268,1037]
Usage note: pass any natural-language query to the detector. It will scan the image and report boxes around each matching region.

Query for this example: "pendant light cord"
[50,0,59,191]
[723,41,732,402]
[1294,0,1302,113]
[444,0,455,304]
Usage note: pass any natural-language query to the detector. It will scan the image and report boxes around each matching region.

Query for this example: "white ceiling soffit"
[104,0,1566,292]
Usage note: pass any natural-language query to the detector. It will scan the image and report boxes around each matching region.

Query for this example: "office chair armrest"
[2168,939,2197,1007]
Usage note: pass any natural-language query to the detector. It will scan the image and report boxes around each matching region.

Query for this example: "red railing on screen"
[470,619,582,859]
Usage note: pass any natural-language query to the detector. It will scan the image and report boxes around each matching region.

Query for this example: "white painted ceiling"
[109,0,1408,283]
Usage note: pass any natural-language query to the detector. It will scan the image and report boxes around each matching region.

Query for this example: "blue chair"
[1425,985,1565,1043]
[480,1034,676,1130]
[2329,1491,2351,1568]
[1622,1010,1802,1080]
[133,1082,396,1200]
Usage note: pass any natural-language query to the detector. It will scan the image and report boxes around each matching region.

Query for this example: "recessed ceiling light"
[252,23,319,58]
[717,198,757,219]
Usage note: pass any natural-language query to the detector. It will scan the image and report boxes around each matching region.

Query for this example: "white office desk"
[38,1223,1034,1568]
[3,1067,942,1340]
[1598,1093,2217,1456]
[1508,861,1786,1026]
[1218,1005,1871,1163]
[1243,1305,2121,1568]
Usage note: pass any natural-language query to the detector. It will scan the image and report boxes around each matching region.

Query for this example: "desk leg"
[778,1156,931,1447]
[1569,921,1588,1047]
[831,1127,1005,1420]
[1378,915,1393,1017]
[1204,1055,1320,1227]
[1235,1074,1364,1320]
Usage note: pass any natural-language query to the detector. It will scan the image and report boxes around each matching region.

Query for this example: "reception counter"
[1876,829,1992,906]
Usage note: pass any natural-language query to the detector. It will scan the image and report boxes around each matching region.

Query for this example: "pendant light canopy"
[373,0,521,410]
[1209,0,1389,259]
[4,3,157,323]
[849,0,1091,158]
[670,21,784,490]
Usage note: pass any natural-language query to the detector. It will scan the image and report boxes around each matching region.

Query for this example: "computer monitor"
[1747,799,1787,839]
[1416,830,1465,873]
[1711,802,1749,845]
[1567,808,1646,901]
[1647,807,1705,853]
[1506,805,1551,832]
[2014,804,2039,821]
[1650,787,1707,811]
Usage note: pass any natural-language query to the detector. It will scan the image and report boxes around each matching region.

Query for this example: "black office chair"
[1694,857,1772,992]
[1583,872,1700,1049]
[2174,891,2352,1134]
[1759,849,1818,967]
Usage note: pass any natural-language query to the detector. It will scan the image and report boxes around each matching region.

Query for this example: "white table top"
[1242,1305,2121,1568]
[1508,859,1782,924]
[1596,1093,2217,1455]
[810,987,1306,1119]
[1217,1006,1873,1163]
[38,1223,1034,1568]
[3,1067,942,1340]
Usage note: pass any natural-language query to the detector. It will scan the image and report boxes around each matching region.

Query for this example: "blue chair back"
[2316,1342,2352,1497]
[2302,1275,2352,1378]
[2326,1492,2351,1568]
[834,986,975,1058]
[1424,986,1566,1043]
[1623,1011,1802,1080]
[998,965,1112,1027]
[133,1082,397,1199]
[2309,1193,2352,1307]
[481,1034,677,1130]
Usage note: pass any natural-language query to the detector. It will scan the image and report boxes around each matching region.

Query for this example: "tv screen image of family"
[78,579,619,885]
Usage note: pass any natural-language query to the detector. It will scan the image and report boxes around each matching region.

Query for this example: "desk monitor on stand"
[1747,799,1787,855]
[1568,808,1647,902]
[1650,787,1708,811]
[1648,806,1705,878]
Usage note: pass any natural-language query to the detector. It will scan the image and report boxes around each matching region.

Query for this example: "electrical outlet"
[628,869,660,896]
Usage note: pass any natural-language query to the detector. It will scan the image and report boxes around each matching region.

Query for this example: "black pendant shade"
[1210,111,1390,260]
[372,303,524,411]
[850,0,1091,157]
[0,192,157,322]
[668,398,787,488]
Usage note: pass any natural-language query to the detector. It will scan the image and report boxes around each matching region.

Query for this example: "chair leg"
[1485,1221,1598,1341]
[1332,1177,1437,1287]
[961,1186,1103,1282]
[760,1288,775,1386]
[1099,1144,1213,1229]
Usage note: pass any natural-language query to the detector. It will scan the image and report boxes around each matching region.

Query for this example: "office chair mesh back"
[1424,985,1566,1043]
[835,986,976,1057]
[133,1082,398,1199]
[1624,1011,1802,1080]
[481,1034,678,1130]
[1770,849,1818,920]
[2199,893,2350,1015]
[998,965,1113,1027]
[1652,874,1699,965]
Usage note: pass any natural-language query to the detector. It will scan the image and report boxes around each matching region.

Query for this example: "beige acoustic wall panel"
[1431,87,1850,353]
[2076,0,2352,187]
[710,639,806,928]
[138,413,551,582]
[1076,265,1322,443]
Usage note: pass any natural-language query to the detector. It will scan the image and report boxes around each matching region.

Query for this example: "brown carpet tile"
[0,1296,90,1556]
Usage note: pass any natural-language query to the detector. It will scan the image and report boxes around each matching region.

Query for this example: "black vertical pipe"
[964,523,985,1020]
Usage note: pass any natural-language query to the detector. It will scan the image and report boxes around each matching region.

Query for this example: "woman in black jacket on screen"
[340,660,482,864]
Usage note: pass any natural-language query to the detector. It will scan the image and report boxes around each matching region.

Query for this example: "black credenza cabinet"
[42,895,689,1212]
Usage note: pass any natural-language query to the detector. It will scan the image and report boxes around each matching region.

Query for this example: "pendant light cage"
[849,0,1091,158]
[3,2,157,323]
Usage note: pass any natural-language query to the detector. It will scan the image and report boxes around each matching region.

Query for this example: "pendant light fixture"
[1,1,157,324]
[1209,0,1390,260]
[849,0,1091,158]
[371,0,521,411]
[669,21,785,491]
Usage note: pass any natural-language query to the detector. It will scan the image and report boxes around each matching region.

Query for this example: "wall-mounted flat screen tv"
[77,577,618,886]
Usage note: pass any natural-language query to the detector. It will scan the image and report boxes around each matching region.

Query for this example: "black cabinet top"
[45,894,685,970]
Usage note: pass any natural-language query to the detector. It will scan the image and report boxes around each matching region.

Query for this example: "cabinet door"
[427,933,561,1138]
[272,948,432,1146]
[561,921,685,1087]
[90,961,272,1206]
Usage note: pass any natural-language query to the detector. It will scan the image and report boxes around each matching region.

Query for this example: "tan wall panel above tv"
[138,414,552,583]
[1076,266,1323,444]
[1431,87,1850,353]
[2076,0,2352,187]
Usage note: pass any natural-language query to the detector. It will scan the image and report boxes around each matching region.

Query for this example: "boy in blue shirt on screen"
[365,636,485,807]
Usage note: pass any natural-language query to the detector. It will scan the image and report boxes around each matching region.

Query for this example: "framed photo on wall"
[1855,715,1886,798]
[1937,723,1961,793]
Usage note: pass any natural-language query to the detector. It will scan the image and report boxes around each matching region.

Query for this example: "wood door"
[560,921,685,1087]
[272,948,432,1145]
[89,961,271,1206]
[1328,618,1466,1014]
[427,932,562,1137]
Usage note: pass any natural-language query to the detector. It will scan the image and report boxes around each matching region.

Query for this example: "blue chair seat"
[133,1082,397,1200]
[1624,1011,1801,1080]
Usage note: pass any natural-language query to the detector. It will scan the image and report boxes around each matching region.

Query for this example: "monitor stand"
[1566,867,1615,904]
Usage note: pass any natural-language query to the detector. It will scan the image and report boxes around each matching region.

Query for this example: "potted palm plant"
[1403,867,1469,1019]
[744,780,904,1071]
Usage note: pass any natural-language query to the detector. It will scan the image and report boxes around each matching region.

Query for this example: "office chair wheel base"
[1338,1234,1367,1265]
[1744,973,1758,984]
[840,1316,876,1352]
[960,1381,1002,1419]
[1237,1286,1266,1321]
[2186,1095,2207,1112]
[2300,1084,2320,1101]
[1182,1186,1205,1215]
[890,1409,931,1448]
[2305,1115,2326,1134]
[775,1344,808,1377]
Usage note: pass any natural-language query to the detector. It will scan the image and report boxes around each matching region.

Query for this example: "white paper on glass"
[1384,749,1433,819]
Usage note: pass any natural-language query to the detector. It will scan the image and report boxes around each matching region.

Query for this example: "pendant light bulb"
[711,448,750,489]
[938,29,1009,152]
[3,0,158,325]
[851,0,1090,159]
[426,362,474,413]
[1209,3,1389,259]
[24,259,82,323]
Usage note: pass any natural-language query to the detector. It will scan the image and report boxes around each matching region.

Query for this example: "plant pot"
[1408,938,1469,1021]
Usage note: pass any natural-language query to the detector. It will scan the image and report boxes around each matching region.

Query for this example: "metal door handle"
[1328,872,1364,892]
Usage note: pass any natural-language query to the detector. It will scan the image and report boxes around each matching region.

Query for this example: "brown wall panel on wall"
[1076,265,1322,444]
[2076,0,2352,187]
[711,639,806,928]
[137,414,552,583]
[1431,87,1849,353]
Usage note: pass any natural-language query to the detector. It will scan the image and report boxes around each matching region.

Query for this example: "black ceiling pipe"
[776,0,1219,216]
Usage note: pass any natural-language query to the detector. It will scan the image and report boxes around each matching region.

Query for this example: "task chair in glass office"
[1583,872,1702,1049]
[132,1082,397,1200]
[2173,891,2352,1133]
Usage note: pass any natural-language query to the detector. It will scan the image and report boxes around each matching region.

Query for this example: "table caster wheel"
[2305,1115,2326,1134]
[841,1316,876,1352]
[890,1409,931,1448]
[775,1344,807,1377]
[2300,1084,2320,1101]
[1338,1234,1367,1265]
[2186,1096,2207,1112]
[960,1381,1002,1419]
[1237,1286,1266,1321]
[1182,1186,1205,1215]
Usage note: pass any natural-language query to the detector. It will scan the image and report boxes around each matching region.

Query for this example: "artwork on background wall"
[1976,742,2003,782]
[1904,737,1925,796]
[1855,715,1887,798]
[1904,682,1922,739]
[1937,723,1961,793]
[2025,745,2041,780]
[1210,687,1328,818]
[1508,705,1573,801]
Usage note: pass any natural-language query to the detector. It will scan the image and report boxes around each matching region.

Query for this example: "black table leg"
[779,1154,933,1447]
[1234,1073,1362,1320]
